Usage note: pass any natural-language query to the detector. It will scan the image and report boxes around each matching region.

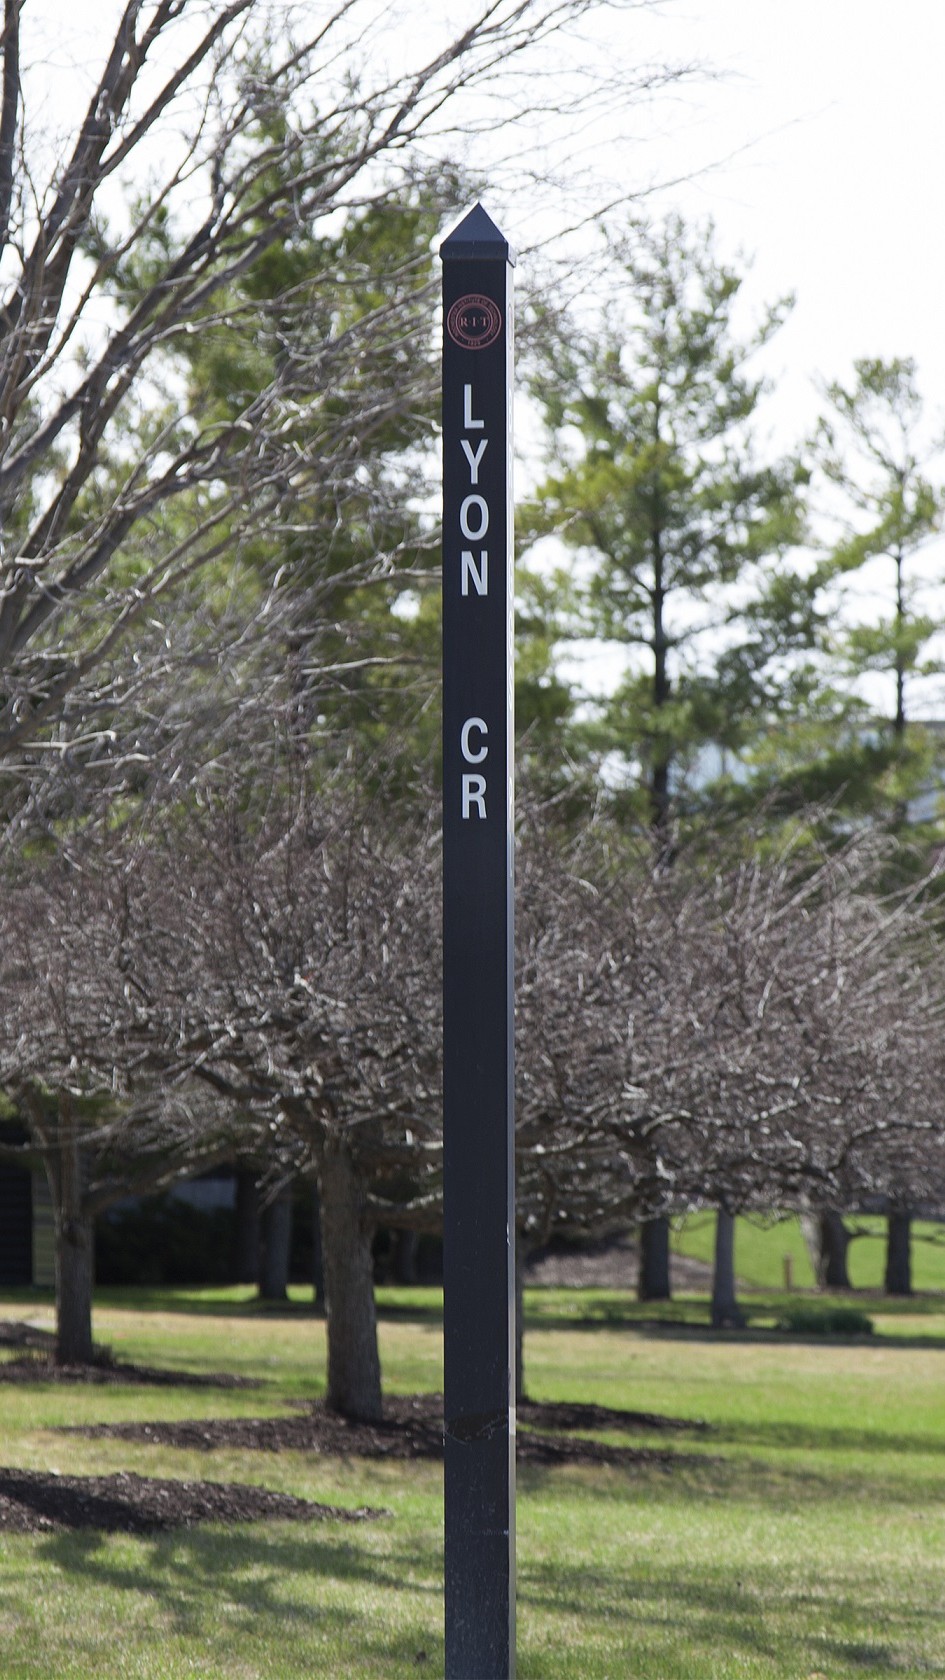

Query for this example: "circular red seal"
[447,293,502,350]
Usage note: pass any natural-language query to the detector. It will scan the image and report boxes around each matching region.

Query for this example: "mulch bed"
[67,1392,710,1469]
[0,1354,259,1388]
[0,1467,384,1535]
[0,1322,712,1534]
[0,1325,258,1388]
[521,1398,709,1435]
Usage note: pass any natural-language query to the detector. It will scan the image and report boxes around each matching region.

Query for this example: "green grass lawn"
[672,1208,945,1293]
[0,1286,943,1676]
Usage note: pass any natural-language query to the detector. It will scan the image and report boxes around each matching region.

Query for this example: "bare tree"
[7,776,944,1387]
[107,773,443,1420]
[516,815,945,1328]
[0,848,234,1361]
[0,0,694,806]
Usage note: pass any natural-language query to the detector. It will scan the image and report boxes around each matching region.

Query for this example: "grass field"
[671,1209,945,1293]
[0,1282,943,1677]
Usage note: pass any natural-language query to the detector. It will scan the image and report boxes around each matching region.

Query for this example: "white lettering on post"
[461,717,489,764]
[462,773,487,820]
[460,495,489,541]
[456,381,493,816]
[461,437,488,483]
[461,550,488,597]
[463,384,485,430]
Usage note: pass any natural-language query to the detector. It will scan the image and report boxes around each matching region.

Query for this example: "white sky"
[524,0,945,719]
[29,0,945,432]
[626,0,945,440]
[24,0,945,716]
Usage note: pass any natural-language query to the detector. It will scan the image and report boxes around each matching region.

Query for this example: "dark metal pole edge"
[441,243,517,266]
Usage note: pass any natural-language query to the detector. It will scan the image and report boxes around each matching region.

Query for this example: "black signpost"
[440,205,516,1680]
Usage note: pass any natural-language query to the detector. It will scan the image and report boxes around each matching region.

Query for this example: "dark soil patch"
[0,1320,55,1351]
[0,1467,384,1535]
[0,1354,258,1387]
[520,1398,709,1435]
[68,1392,710,1468]
[0,1324,258,1389]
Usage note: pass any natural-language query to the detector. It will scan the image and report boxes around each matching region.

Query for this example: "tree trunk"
[233,1168,261,1285]
[648,450,672,841]
[711,1207,745,1329]
[638,1215,671,1300]
[259,1187,293,1301]
[49,1104,94,1365]
[884,1209,913,1296]
[894,549,906,739]
[819,1209,852,1289]
[318,1137,382,1421]
[56,1211,95,1365]
[312,1181,325,1314]
[802,1208,853,1288]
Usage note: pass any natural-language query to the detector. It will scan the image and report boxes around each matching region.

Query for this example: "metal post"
[440,203,516,1680]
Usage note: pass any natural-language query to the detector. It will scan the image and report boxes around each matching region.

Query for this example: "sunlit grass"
[673,1208,945,1293]
[0,1287,942,1675]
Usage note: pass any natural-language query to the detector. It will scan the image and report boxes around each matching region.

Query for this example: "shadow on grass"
[708,1415,945,1457]
[517,1440,945,1515]
[520,1307,945,1352]
[520,1557,780,1657]
[518,1556,945,1674]
[19,1522,444,1673]
[95,1286,442,1327]
[94,1288,323,1319]
[19,1467,945,1677]
[0,1286,262,1321]
[375,1301,444,1325]
[13,1282,944,1338]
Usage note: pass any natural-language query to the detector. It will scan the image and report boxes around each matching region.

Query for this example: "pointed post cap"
[440,203,515,266]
